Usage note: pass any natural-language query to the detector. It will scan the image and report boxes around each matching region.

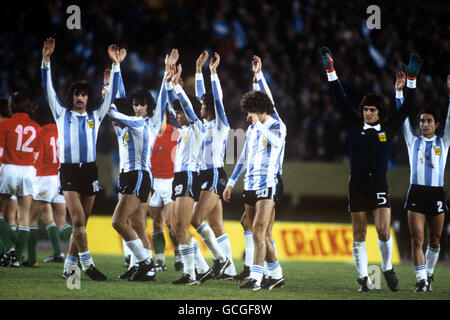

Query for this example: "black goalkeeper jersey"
[329,80,416,191]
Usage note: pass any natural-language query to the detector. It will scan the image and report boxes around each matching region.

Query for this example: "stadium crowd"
[1,0,449,164]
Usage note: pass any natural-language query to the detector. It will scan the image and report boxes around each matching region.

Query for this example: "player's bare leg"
[234,211,253,281]
[150,205,165,268]
[424,213,444,291]
[350,211,372,291]
[408,210,427,290]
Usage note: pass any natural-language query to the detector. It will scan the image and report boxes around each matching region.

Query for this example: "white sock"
[378,235,393,272]
[425,245,440,276]
[156,253,165,264]
[192,238,210,274]
[125,239,148,263]
[144,248,152,260]
[217,234,237,276]
[64,255,78,273]
[179,241,195,279]
[267,260,283,279]
[250,265,264,286]
[271,240,277,258]
[129,252,138,270]
[79,251,94,271]
[414,265,427,281]
[244,230,254,267]
[122,238,132,258]
[353,241,368,279]
[196,222,226,262]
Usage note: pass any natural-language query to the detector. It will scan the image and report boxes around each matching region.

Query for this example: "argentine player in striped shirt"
[41,37,125,280]
[319,47,422,292]
[166,61,211,285]
[223,72,287,291]
[395,72,450,292]
[108,50,173,281]
[234,56,285,289]
[192,51,233,279]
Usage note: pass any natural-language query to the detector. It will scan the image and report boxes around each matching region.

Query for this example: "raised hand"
[118,48,127,64]
[174,64,183,86]
[108,44,121,65]
[42,37,55,62]
[319,46,334,72]
[252,55,262,74]
[395,71,406,91]
[165,63,176,82]
[401,52,423,78]
[209,52,220,75]
[167,49,179,66]
[196,50,209,73]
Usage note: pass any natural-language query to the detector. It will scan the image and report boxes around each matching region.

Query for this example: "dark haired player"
[0,92,40,267]
[395,73,450,292]
[192,50,232,279]
[41,37,124,280]
[223,87,286,291]
[319,46,422,292]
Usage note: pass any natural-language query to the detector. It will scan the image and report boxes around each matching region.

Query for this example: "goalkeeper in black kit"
[319,46,423,292]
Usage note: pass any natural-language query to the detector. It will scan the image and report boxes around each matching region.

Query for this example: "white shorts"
[33,175,65,204]
[149,177,173,207]
[0,164,36,197]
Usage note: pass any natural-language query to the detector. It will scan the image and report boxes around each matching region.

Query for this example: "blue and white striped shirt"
[168,84,205,173]
[41,61,121,164]
[109,77,168,173]
[396,91,450,187]
[195,73,230,170]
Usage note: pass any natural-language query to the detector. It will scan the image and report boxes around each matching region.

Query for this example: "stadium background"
[1,0,449,262]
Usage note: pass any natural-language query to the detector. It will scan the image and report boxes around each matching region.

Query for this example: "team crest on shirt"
[124,132,129,142]
[378,132,386,142]
[87,119,94,129]
[434,146,441,155]
[182,134,188,143]
[262,138,268,146]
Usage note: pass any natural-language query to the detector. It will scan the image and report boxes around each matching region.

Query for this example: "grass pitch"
[0,253,449,300]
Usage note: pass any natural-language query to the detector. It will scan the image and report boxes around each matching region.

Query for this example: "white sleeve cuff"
[195,73,204,81]
[210,73,219,82]
[41,61,50,69]
[174,84,183,95]
[253,83,259,91]
[327,71,338,82]
[255,71,264,81]
[112,64,121,72]
[406,79,416,89]
[227,179,236,188]
[395,90,404,99]
[165,82,174,91]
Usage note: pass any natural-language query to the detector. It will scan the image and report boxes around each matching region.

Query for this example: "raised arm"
[210,52,229,129]
[394,71,416,145]
[41,37,65,119]
[108,104,146,128]
[248,113,286,149]
[441,75,450,140]
[319,46,360,125]
[195,51,208,100]
[173,64,199,124]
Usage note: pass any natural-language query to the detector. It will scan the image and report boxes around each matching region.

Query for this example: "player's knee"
[410,235,423,248]
[112,218,124,232]
[378,231,390,242]
[353,229,366,241]
[428,236,441,249]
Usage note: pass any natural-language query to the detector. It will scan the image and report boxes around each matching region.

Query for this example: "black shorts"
[172,171,200,201]
[404,184,448,216]
[242,182,283,207]
[59,162,101,196]
[117,170,153,203]
[348,188,391,212]
[199,168,228,199]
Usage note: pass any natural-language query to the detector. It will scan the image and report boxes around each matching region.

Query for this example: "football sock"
[353,241,368,279]
[0,217,13,251]
[122,238,132,259]
[9,224,17,246]
[169,229,181,261]
[244,230,254,267]
[378,235,393,272]
[27,226,39,264]
[425,245,440,276]
[152,231,166,257]
[64,254,78,273]
[15,226,30,262]
[79,251,94,271]
[267,260,283,279]
[60,224,73,241]
[179,240,195,280]
[272,240,277,258]
[217,233,237,275]
[128,252,138,270]
[250,265,264,286]
[414,264,427,281]
[144,248,153,260]
[196,222,226,262]
[192,237,210,274]
[125,239,148,263]
[46,223,62,256]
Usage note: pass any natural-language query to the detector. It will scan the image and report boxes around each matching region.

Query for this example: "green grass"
[0,253,449,300]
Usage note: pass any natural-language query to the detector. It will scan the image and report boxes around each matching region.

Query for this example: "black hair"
[418,107,440,124]
[0,99,10,118]
[34,106,55,126]
[359,93,387,122]
[113,98,134,116]
[240,90,275,114]
[66,81,94,111]
[201,93,215,119]
[129,89,156,116]
[9,91,31,114]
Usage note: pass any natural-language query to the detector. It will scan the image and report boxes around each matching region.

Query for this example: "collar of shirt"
[421,135,436,142]
[363,122,381,131]
[71,110,88,117]
[12,113,31,120]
